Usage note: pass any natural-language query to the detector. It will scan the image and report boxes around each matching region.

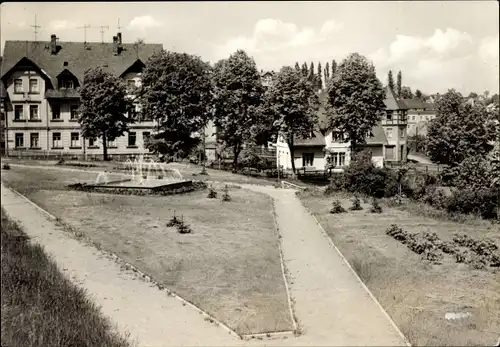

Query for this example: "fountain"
[74,155,194,194]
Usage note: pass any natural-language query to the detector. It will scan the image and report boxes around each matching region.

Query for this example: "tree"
[265,66,319,175]
[396,71,402,97]
[79,67,133,161]
[387,70,395,92]
[294,62,300,71]
[415,89,423,99]
[325,61,330,82]
[427,89,498,166]
[212,50,264,171]
[309,62,315,82]
[331,59,337,76]
[140,50,213,160]
[301,62,308,77]
[326,53,386,154]
[317,62,323,90]
[468,92,478,99]
[400,86,414,99]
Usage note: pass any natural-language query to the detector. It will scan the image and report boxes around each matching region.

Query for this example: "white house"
[277,86,409,171]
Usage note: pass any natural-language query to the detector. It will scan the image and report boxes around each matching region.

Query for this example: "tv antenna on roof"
[31,14,41,41]
[94,25,109,43]
[76,24,91,43]
[117,18,122,31]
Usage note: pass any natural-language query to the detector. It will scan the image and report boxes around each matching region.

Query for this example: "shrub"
[57,157,65,165]
[177,222,192,234]
[207,185,217,199]
[3,163,10,170]
[222,185,231,202]
[387,193,409,207]
[386,224,407,242]
[446,188,497,219]
[166,212,183,227]
[349,196,363,211]
[370,199,382,213]
[330,200,346,214]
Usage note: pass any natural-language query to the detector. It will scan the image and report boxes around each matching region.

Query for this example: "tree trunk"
[350,136,358,161]
[102,133,108,161]
[232,142,241,172]
[288,139,297,178]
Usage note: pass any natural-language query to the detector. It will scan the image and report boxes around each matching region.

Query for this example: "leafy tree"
[387,70,395,92]
[427,89,497,166]
[400,86,414,99]
[265,66,319,174]
[79,67,133,161]
[294,62,300,71]
[331,59,337,76]
[468,92,478,99]
[324,61,330,82]
[212,50,264,171]
[415,89,423,99]
[396,71,402,97]
[326,53,386,153]
[317,62,323,90]
[140,50,213,160]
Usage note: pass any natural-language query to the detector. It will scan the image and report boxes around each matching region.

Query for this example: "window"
[412,115,416,121]
[52,132,62,148]
[88,137,97,147]
[60,79,74,89]
[14,105,24,120]
[14,79,23,93]
[127,80,136,90]
[128,132,137,147]
[332,132,344,142]
[30,133,39,148]
[339,152,346,167]
[70,133,80,147]
[107,139,117,148]
[330,153,338,167]
[302,153,314,167]
[52,105,61,119]
[386,127,393,139]
[29,79,39,93]
[386,111,393,121]
[400,128,405,139]
[70,105,79,120]
[29,105,39,120]
[15,133,24,148]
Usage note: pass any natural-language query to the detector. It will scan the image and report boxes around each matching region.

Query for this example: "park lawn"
[1,208,131,347]
[1,165,293,335]
[298,190,500,347]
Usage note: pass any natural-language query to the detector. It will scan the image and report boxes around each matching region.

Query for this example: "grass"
[298,190,500,347]
[0,208,132,347]
[1,165,293,335]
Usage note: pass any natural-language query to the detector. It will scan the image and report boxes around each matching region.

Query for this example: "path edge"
[298,196,412,347]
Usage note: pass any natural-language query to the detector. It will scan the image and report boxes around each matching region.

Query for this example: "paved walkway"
[1,168,409,346]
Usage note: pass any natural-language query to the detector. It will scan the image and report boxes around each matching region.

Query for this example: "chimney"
[50,34,57,54]
[112,36,118,55]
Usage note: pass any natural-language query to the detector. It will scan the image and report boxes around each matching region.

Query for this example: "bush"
[207,185,217,199]
[330,200,346,214]
[166,212,183,227]
[222,185,231,202]
[370,199,382,213]
[3,163,10,170]
[349,196,363,211]
[446,188,497,219]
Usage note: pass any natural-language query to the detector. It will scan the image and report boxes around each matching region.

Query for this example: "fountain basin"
[69,179,197,195]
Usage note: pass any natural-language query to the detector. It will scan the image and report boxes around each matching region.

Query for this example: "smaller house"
[402,99,436,137]
[276,131,325,171]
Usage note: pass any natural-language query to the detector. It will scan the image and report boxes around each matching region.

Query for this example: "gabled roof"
[0,57,6,99]
[1,39,163,88]
[384,86,408,111]
[293,131,325,147]
[365,125,388,145]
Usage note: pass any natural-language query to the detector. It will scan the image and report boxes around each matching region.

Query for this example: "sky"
[1,1,499,95]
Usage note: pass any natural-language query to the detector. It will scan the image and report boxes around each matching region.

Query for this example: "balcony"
[46,89,80,99]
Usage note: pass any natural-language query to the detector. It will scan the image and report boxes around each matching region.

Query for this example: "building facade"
[1,33,163,159]
[277,86,409,171]
[402,99,436,137]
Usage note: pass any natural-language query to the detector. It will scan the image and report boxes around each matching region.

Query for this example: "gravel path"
[1,169,409,346]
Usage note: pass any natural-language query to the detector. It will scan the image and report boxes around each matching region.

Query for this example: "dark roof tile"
[1,40,162,88]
